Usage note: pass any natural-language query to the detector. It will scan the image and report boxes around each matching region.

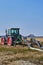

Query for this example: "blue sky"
[0,0,43,36]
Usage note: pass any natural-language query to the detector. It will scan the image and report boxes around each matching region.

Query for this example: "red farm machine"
[0,28,22,46]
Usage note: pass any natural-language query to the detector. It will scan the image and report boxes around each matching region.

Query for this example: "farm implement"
[0,28,43,51]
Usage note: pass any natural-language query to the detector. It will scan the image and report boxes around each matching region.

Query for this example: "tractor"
[1,28,22,46]
[0,28,43,49]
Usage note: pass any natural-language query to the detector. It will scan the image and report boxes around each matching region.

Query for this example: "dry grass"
[27,37,43,43]
[0,45,43,65]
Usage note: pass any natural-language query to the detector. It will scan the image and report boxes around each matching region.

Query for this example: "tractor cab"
[6,28,20,37]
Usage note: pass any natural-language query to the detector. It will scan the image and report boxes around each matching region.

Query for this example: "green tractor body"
[5,28,22,46]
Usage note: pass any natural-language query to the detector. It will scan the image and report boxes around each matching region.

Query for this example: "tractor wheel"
[7,37,12,46]
[1,37,5,45]
[0,38,1,44]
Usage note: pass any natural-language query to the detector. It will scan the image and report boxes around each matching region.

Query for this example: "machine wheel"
[7,37,12,46]
[1,37,5,45]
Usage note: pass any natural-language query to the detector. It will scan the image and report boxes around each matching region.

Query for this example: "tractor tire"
[0,38,1,44]
[1,37,5,45]
[7,37,12,46]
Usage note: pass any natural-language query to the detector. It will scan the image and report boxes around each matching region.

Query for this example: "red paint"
[7,37,12,46]
[1,37,4,45]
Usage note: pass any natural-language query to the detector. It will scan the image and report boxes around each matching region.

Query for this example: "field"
[0,45,43,65]
[27,37,43,42]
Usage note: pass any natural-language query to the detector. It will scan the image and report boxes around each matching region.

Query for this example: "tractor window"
[6,28,19,36]
[11,29,19,34]
[12,30,16,34]
[8,29,11,35]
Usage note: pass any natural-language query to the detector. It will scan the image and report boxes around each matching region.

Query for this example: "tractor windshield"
[11,29,19,34]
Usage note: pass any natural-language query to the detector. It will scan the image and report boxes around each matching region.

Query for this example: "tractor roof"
[10,28,20,30]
